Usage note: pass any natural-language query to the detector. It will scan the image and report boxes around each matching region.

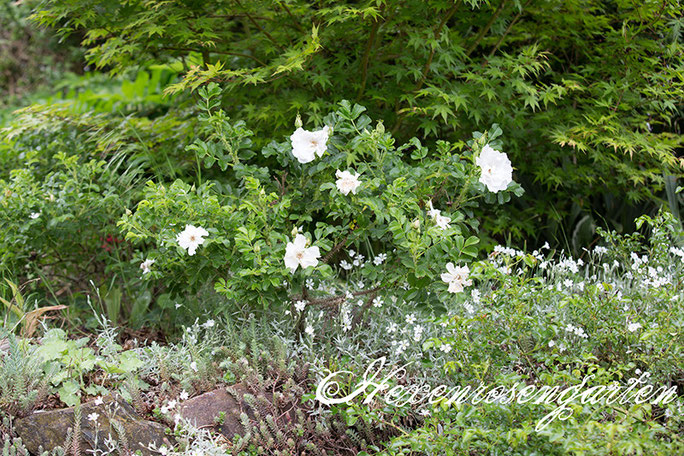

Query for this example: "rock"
[178,385,251,439]
[178,384,289,440]
[14,396,173,455]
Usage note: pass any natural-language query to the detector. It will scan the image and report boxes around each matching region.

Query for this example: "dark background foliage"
[28,0,684,250]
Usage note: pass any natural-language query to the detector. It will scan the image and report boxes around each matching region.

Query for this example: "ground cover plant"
[0,0,682,455]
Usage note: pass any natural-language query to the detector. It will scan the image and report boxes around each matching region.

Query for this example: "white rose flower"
[177,224,208,256]
[140,258,155,275]
[434,213,451,230]
[426,201,440,219]
[290,126,331,163]
[283,234,321,273]
[426,201,450,230]
[335,169,361,195]
[441,262,472,294]
[476,144,513,193]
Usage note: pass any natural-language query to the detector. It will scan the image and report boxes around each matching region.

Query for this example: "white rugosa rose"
[335,170,361,195]
[441,262,472,293]
[284,234,321,273]
[476,144,513,193]
[290,126,331,163]
[177,225,209,256]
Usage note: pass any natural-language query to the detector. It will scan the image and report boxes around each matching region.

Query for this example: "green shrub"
[119,91,523,313]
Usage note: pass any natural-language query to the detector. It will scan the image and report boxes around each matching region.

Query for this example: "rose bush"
[118,83,524,316]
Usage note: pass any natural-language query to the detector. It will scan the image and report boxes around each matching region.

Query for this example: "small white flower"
[305,324,315,337]
[406,313,417,325]
[179,390,189,401]
[542,242,550,250]
[190,361,198,372]
[548,340,555,348]
[387,322,398,333]
[335,170,362,195]
[418,409,431,416]
[140,258,155,275]
[159,446,169,456]
[574,327,588,338]
[88,413,99,422]
[413,325,423,342]
[29,212,41,219]
[93,396,103,406]
[440,343,453,353]
[167,400,177,410]
[471,289,481,303]
[176,224,208,256]
[284,234,321,273]
[373,253,387,265]
[290,126,331,163]
[476,144,513,193]
[295,300,307,312]
[203,319,215,328]
[594,246,608,255]
[441,263,472,294]
[340,260,353,270]
[628,322,642,332]
[463,303,475,314]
